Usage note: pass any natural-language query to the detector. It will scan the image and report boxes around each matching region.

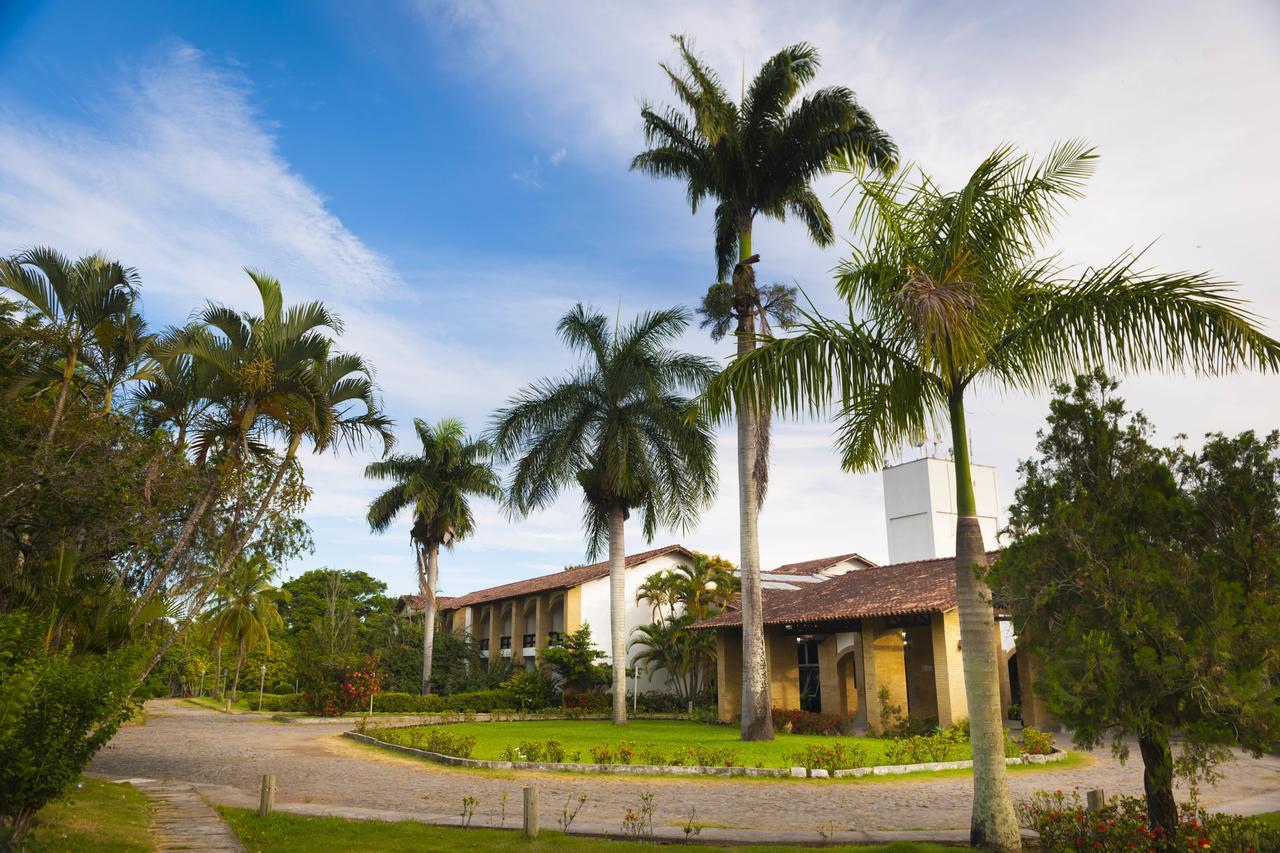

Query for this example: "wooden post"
[1086,789,1106,813]
[522,787,538,838]
[259,774,276,817]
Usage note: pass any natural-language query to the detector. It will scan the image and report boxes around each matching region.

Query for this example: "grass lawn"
[368,719,971,768]
[24,778,152,852]
[1258,811,1280,830]
[220,808,959,852]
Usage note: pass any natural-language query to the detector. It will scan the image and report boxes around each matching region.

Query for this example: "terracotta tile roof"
[693,551,1002,630]
[770,552,877,575]
[433,544,694,610]
[395,594,458,616]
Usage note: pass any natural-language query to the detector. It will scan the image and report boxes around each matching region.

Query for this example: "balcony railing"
[499,635,512,650]
[522,633,536,648]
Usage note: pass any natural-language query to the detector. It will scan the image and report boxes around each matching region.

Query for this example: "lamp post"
[258,664,267,712]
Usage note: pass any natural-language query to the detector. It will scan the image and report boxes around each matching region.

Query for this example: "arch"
[835,646,860,719]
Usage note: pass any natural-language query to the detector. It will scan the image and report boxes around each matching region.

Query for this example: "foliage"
[303,656,384,716]
[501,667,558,711]
[1016,789,1280,852]
[1019,727,1055,756]
[883,730,970,765]
[372,725,478,759]
[771,708,850,736]
[0,614,141,846]
[540,626,609,696]
[784,742,870,772]
[425,629,499,695]
[23,777,152,853]
[279,570,390,638]
[987,373,1280,834]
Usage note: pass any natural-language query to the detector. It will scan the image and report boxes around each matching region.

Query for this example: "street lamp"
[258,664,267,712]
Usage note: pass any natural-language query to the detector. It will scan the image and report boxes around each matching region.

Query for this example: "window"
[797,639,822,713]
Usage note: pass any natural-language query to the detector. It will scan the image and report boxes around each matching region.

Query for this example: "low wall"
[344,729,1069,779]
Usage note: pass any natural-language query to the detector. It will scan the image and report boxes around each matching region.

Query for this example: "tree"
[205,552,285,702]
[491,304,717,724]
[701,143,1280,849]
[540,625,609,696]
[988,373,1280,839]
[279,569,389,637]
[366,418,501,695]
[0,247,136,448]
[632,36,896,741]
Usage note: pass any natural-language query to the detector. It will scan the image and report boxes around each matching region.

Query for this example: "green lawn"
[368,719,970,768]
[1258,811,1280,830]
[220,808,959,852]
[25,778,152,852]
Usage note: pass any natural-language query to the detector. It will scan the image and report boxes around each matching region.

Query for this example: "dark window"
[499,635,512,650]
[797,639,822,713]
[523,633,536,648]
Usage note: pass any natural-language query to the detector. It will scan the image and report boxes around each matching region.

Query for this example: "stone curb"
[272,712,687,725]
[344,730,1067,779]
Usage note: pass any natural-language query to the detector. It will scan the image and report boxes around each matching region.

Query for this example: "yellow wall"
[716,629,743,723]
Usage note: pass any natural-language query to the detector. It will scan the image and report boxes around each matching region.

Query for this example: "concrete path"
[127,778,243,852]
[89,699,1280,845]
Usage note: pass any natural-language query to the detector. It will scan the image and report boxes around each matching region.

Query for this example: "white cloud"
[549,147,567,166]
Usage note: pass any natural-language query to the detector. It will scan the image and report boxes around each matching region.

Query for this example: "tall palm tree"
[703,142,1280,850]
[0,247,137,446]
[206,552,285,702]
[490,304,718,724]
[82,300,156,413]
[365,418,501,695]
[632,36,896,740]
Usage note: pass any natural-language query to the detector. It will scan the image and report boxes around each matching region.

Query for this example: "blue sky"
[2,1,1278,598]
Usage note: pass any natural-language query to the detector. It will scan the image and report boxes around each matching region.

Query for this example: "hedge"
[254,689,520,715]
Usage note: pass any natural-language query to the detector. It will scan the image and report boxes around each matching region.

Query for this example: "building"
[693,456,1057,732]
[397,544,695,692]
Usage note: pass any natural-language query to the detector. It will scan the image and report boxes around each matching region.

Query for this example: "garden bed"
[346,719,1066,779]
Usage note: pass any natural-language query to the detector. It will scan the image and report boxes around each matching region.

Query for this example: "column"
[818,636,841,717]
[863,619,908,733]
[716,629,742,723]
[487,603,501,668]
[931,609,969,727]
[767,630,798,711]
[534,594,549,658]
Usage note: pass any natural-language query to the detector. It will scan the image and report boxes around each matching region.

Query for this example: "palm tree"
[365,418,501,695]
[82,300,156,413]
[0,247,137,446]
[632,36,896,740]
[206,552,285,702]
[703,142,1280,850]
[491,304,718,724]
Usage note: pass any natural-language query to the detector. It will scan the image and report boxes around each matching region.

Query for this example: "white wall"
[882,456,1000,564]
[577,551,690,694]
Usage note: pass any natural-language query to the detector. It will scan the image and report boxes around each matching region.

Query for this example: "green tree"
[540,625,609,697]
[988,373,1280,838]
[0,247,136,448]
[206,552,285,702]
[632,36,896,741]
[702,144,1280,849]
[365,418,501,695]
[491,304,717,724]
[279,569,389,637]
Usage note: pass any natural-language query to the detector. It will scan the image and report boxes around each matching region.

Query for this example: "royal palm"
[633,36,896,740]
[491,304,717,724]
[366,418,501,694]
[704,142,1280,850]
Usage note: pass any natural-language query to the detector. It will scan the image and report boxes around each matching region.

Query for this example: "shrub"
[258,693,304,712]
[665,745,742,767]
[373,726,476,759]
[784,742,869,772]
[563,691,609,713]
[770,708,849,735]
[1019,726,1055,755]
[636,746,666,765]
[1016,789,1280,851]
[634,692,684,713]
[588,742,615,764]
[884,729,968,765]
[502,668,557,711]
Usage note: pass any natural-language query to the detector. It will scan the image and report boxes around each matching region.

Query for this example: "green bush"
[1019,726,1055,755]
[501,668,557,710]
[372,726,476,759]
[784,742,869,772]
[884,728,969,764]
[0,614,141,847]
[771,707,849,735]
[634,692,684,713]
[257,693,304,712]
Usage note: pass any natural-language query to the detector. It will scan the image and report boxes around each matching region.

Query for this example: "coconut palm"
[491,304,718,724]
[206,552,285,702]
[703,142,1280,850]
[0,247,137,445]
[632,36,896,740]
[82,301,156,413]
[365,418,501,695]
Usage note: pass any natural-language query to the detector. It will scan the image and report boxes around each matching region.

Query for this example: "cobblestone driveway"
[91,701,1280,836]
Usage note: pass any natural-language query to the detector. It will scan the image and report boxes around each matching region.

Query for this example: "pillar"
[861,619,907,733]
[716,629,742,723]
[766,630,799,711]
[930,609,969,727]
[564,587,582,634]
[818,635,841,717]
[1016,649,1061,731]
[534,594,549,657]
[487,603,501,666]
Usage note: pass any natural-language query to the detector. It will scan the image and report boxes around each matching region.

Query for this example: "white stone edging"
[344,730,1067,779]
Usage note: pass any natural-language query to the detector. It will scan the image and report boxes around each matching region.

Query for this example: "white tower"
[882,456,1000,564]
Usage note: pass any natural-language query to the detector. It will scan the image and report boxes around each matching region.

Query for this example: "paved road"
[92,701,1280,839]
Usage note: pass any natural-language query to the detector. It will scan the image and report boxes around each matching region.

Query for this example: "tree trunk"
[42,344,78,449]
[214,641,223,700]
[420,543,439,696]
[949,393,1020,851]
[735,221,774,742]
[609,504,628,725]
[132,476,219,625]
[1139,731,1179,840]
[231,643,245,703]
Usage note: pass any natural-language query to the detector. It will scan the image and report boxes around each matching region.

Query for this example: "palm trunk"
[132,476,219,624]
[735,222,773,741]
[231,643,245,703]
[609,504,627,725]
[214,642,223,700]
[949,392,1020,851]
[1139,731,1179,839]
[43,345,78,449]
[420,543,439,696]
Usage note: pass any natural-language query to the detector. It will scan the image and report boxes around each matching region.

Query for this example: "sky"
[1,0,1278,598]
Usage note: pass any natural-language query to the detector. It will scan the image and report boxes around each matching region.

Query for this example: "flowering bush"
[1019,726,1055,755]
[771,708,850,735]
[784,742,870,772]
[563,691,610,713]
[302,656,384,716]
[1016,789,1280,851]
[374,725,476,758]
